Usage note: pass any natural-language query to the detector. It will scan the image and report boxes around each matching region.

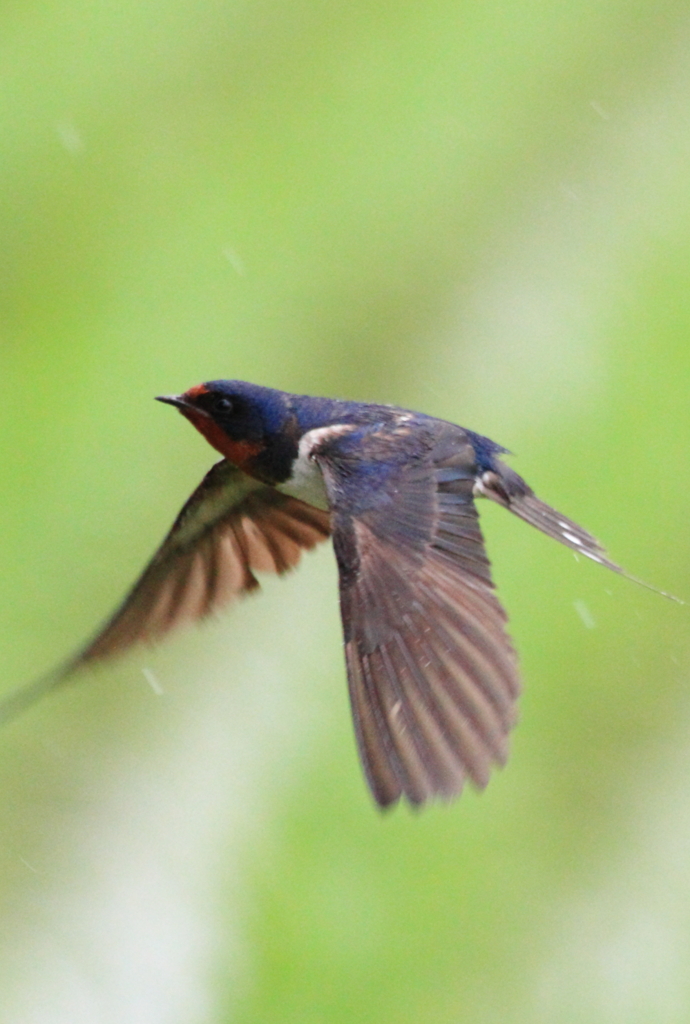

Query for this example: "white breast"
[276,423,355,511]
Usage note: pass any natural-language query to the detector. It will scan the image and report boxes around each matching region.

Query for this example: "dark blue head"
[188,380,292,440]
[157,380,302,482]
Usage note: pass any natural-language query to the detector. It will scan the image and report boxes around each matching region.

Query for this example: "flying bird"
[1,381,674,807]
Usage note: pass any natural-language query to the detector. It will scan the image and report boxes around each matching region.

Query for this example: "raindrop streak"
[142,667,164,696]
[574,599,596,629]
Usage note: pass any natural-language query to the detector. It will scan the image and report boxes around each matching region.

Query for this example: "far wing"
[0,460,330,723]
[314,423,520,808]
[75,460,331,664]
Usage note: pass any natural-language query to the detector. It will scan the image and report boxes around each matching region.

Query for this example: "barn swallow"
[1,381,677,806]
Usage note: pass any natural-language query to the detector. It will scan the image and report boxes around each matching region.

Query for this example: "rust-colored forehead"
[182,383,210,400]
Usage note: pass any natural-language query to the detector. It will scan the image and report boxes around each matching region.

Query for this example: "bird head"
[157,380,298,481]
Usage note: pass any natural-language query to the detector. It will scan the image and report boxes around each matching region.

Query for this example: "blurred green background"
[2,0,690,1021]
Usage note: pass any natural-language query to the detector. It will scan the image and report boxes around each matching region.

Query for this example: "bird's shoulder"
[304,408,480,504]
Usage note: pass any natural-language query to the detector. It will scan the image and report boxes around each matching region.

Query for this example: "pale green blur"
[1,1,690,1021]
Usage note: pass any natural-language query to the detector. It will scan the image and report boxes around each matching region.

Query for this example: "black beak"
[156,394,188,410]
[156,393,211,418]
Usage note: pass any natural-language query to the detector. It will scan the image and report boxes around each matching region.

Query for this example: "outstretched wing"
[314,421,520,808]
[75,460,330,663]
[0,460,330,723]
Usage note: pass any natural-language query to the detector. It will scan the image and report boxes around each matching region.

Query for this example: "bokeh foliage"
[1,1,690,1021]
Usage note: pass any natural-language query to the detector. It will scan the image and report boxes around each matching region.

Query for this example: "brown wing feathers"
[76,478,331,667]
[323,432,521,808]
[0,462,331,725]
[341,520,518,807]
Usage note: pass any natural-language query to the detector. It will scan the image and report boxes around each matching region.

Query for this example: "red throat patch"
[180,404,263,469]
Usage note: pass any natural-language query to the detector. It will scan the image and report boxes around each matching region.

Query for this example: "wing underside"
[77,475,331,665]
[0,460,331,723]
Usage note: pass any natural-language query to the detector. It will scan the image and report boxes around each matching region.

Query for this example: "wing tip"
[0,663,74,727]
[370,758,513,809]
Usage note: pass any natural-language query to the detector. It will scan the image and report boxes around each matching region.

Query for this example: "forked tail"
[474,465,683,604]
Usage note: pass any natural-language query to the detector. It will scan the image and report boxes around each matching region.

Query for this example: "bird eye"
[213,396,233,414]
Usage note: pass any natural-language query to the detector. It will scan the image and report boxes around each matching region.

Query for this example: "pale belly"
[275,423,355,511]
[275,442,330,510]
